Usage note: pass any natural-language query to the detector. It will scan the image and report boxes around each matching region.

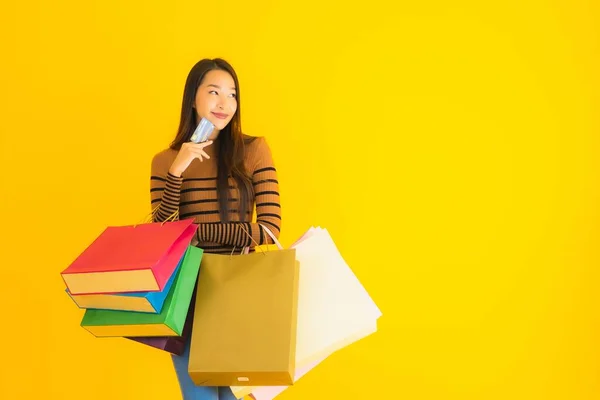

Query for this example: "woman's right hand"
[168,140,213,177]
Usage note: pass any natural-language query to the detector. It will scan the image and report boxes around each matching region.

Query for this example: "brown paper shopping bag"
[188,224,300,387]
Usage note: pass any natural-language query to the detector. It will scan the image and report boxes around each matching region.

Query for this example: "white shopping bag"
[231,227,382,399]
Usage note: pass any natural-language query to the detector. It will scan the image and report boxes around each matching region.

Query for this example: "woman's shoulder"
[242,133,261,144]
[242,134,275,170]
[243,134,270,153]
[151,147,178,172]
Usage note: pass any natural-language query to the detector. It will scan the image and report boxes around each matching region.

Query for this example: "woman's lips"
[211,112,228,119]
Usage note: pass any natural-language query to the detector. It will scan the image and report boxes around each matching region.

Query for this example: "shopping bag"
[231,226,381,398]
[66,251,185,313]
[80,245,203,337]
[272,226,380,365]
[61,218,197,295]
[188,225,300,387]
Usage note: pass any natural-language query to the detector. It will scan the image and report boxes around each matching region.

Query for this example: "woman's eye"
[229,93,237,98]
[209,90,218,95]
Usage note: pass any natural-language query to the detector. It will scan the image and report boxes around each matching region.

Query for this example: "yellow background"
[1,0,599,399]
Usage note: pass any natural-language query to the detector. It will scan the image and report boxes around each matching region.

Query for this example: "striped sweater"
[150,136,281,254]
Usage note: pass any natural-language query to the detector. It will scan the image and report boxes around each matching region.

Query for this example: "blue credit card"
[190,117,215,143]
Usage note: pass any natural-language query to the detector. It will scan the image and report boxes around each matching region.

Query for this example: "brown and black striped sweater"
[150,136,281,254]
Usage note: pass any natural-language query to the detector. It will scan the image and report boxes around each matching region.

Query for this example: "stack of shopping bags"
[60,219,203,352]
[61,219,381,400]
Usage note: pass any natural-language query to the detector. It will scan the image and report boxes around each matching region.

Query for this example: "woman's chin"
[212,120,231,131]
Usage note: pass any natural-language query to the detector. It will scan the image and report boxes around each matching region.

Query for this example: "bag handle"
[134,205,179,228]
[236,223,283,255]
[258,223,283,249]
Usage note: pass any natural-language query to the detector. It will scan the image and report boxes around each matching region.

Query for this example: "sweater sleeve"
[197,137,282,247]
[150,153,183,222]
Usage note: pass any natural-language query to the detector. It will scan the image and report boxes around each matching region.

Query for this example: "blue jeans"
[171,335,237,400]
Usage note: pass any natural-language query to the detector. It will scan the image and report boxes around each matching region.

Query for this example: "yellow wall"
[1,0,599,399]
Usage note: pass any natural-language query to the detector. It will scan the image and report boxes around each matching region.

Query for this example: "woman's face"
[194,69,238,132]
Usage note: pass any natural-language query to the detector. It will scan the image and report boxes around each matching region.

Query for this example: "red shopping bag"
[61,218,198,295]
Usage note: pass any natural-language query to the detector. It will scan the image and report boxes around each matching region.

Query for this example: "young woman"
[149,58,281,399]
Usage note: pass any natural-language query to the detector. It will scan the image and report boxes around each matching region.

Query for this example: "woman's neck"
[208,129,221,141]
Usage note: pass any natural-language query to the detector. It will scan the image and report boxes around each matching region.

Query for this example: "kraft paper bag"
[188,226,300,388]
